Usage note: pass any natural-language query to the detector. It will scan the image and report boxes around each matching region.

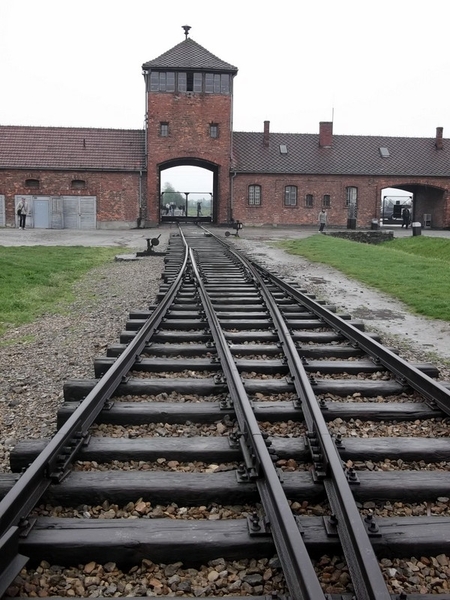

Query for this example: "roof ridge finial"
[182,25,191,40]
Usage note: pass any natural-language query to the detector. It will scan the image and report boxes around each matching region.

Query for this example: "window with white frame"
[248,185,261,206]
[284,186,297,206]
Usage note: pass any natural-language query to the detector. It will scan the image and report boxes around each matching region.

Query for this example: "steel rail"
[252,261,450,416]
[249,267,391,600]
[196,226,391,599]
[184,237,326,600]
[0,240,189,597]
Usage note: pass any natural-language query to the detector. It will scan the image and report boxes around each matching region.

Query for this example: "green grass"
[278,235,450,321]
[0,246,121,336]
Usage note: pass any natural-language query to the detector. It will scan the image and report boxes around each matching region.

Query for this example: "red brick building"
[1,30,449,230]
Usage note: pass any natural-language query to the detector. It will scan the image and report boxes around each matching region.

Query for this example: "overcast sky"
[2,0,448,194]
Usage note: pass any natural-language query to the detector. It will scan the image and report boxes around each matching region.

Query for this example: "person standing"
[318,208,327,232]
[17,198,28,229]
[401,207,411,228]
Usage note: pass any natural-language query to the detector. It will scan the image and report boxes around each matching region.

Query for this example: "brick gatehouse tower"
[142,26,238,226]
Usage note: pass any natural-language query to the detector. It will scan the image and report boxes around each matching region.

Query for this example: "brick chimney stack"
[436,126,443,150]
[319,121,333,148]
[263,121,270,148]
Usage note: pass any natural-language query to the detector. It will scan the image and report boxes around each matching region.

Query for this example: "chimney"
[319,121,333,148]
[436,126,443,150]
[263,121,270,148]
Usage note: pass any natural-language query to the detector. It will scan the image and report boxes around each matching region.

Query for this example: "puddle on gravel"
[351,307,405,320]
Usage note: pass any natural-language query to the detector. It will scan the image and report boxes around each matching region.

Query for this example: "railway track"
[1,224,450,599]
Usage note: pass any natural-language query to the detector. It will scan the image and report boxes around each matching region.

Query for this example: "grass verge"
[278,235,450,321]
[0,246,121,336]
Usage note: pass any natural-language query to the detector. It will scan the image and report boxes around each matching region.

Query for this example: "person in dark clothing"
[402,207,411,228]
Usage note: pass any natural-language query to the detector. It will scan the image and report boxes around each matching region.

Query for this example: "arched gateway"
[142,26,237,226]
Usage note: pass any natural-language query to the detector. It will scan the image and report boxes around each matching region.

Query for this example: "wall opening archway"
[382,183,447,228]
[381,187,413,225]
[159,161,216,223]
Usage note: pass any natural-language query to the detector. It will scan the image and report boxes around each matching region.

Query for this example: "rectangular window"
[205,73,214,93]
[346,186,358,206]
[150,71,160,92]
[193,73,203,92]
[284,186,297,206]
[160,122,169,137]
[220,74,230,94]
[305,194,314,208]
[178,72,187,92]
[205,73,230,94]
[210,124,218,138]
[166,72,175,92]
[248,185,261,206]
[149,72,175,92]
[322,194,331,208]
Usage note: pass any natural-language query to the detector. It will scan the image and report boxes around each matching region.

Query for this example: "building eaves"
[142,38,238,73]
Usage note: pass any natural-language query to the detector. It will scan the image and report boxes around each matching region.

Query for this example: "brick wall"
[231,173,450,228]
[146,92,233,225]
[0,169,144,227]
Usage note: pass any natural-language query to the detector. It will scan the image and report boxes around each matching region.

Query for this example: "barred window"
[248,185,261,206]
[284,186,297,206]
[305,194,314,208]
[322,194,331,208]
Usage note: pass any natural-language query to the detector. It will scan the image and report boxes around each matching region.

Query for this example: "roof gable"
[142,38,238,73]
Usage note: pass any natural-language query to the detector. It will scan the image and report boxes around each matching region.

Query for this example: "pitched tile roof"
[232,131,450,177]
[142,38,238,73]
[2,125,449,179]
[0,126,145,171]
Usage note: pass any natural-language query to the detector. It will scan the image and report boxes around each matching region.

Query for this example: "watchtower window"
[193,73,202,92]
[185,72,202,92]
[210,124,219,138]
[178,73,187,92]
